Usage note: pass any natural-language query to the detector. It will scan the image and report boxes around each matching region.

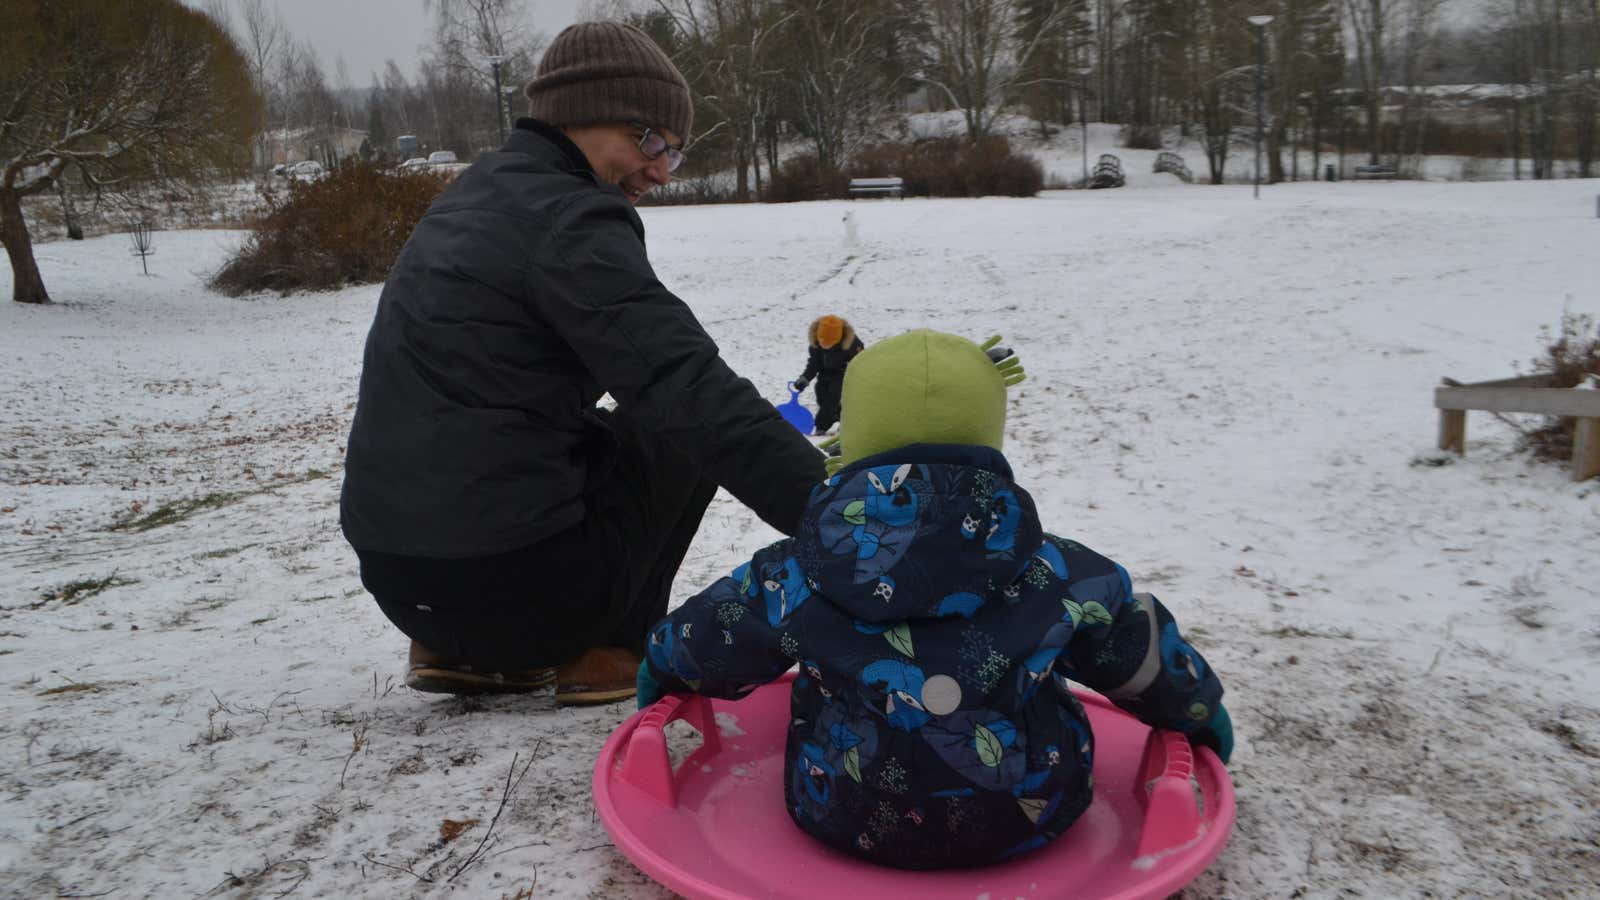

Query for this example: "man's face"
[563,123,682,204]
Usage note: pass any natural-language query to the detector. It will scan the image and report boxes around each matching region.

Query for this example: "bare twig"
[447,741,541,883]
[338,724,369,789]
[1424,616,1457,677]
[361,852,433,883]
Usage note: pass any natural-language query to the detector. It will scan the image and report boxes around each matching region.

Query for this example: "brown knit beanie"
[524,22,693,142]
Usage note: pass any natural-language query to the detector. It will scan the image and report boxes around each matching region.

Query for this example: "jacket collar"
[794,444,1041,622]
[509,118,597,178]
[838,443,1014,482]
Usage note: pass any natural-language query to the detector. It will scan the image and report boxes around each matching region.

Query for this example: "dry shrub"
[1120,123,1164,150]
[847,137,1044,198]
[211,162,445,295]
[763,153,850,202]
[638,174,748,206]
[1519,313,1600,462]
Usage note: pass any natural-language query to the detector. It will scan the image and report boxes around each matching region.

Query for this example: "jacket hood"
[808,316,858,350]
[789,444,1044,623]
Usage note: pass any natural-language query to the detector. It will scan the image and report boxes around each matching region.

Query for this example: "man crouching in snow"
[636,329,1232,868]
[339,22,823,704]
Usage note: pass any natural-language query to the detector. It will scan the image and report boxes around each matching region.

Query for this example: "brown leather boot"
[404,640,557,695]
[555,646,641,706]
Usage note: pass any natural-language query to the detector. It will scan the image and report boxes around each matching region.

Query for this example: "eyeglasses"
[629,123,685,173]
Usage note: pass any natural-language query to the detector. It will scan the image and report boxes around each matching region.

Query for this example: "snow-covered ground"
[3,178,1599,899]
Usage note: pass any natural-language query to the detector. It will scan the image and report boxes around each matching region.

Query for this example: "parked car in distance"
[426,150,458,165]
[398,157,430,171]
[286,160,324,179]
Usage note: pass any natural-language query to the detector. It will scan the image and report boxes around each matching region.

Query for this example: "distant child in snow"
[793,315,865,435]
[637,329,1231,870]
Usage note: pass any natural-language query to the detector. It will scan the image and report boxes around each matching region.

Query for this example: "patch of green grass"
[112,468,337,533]
[113,492,243,532]
[1258,625,1356,640]
[25,574,138,610]
[38,682,105,697]
[195,544,257,560]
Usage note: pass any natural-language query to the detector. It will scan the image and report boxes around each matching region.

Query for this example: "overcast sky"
[199,0,1493,89]
[201,0,592,84]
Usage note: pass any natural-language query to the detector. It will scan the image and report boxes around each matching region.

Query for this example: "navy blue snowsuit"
[644,444,1224,869]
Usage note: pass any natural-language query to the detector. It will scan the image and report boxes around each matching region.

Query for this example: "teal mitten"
[636,660,664,710]
[1190,703,1233,764]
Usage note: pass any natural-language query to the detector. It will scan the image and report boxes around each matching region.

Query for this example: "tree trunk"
[1511,101,1521,180]
[1,187,51,304]
[1268,122,1286,183]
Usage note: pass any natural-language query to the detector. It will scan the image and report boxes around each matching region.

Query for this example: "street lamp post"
[1076,66,1093,187]
[1247,15,1274,199]
[486,54,509,145]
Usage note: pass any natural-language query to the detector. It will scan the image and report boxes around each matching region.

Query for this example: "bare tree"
[1394,0,1443,168]
[1344,0,1392,163]
[1,1,258,303]
[920,0,1077,138]
[425,0,546,151]
[648,0,795,197]
[238,0,286,168]
[779,0,900,169]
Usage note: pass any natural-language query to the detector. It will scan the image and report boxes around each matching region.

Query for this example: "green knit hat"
[834,330,1025,468]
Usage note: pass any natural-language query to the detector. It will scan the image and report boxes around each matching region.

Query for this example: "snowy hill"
[3,179,1599,898]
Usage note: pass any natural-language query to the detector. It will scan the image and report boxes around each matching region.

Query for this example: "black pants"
[814,375,843,433]
[356,408,718,670]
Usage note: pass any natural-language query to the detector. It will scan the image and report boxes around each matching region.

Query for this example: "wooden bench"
[1153,150,1193,184]
[1089,154,1126,189]
[1353,164,1399,180]
[1435,373,1600,481]
[848,177,904,199]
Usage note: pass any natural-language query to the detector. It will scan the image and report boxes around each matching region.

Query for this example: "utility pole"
[486,55,508,145]
[1248,16,1275,199]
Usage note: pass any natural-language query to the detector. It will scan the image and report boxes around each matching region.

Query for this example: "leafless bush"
[211,162,445,295]
[1518,313,1600,462]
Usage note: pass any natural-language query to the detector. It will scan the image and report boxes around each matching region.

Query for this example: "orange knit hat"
[816,315,844,349]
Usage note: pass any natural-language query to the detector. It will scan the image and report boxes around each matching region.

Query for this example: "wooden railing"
[1435,373,1600,481]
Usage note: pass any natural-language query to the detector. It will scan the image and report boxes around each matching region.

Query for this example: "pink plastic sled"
[594,674,1234,900]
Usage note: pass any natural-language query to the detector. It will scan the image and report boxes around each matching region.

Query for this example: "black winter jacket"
[341,120,824,558]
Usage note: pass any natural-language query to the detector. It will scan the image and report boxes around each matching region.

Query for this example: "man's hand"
[636,660,664,709]
[1190,703,1233,764]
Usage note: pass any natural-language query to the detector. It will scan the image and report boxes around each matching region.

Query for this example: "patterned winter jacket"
[645,443,1224,869]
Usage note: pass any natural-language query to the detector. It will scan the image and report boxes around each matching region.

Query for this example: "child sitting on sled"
[792,315,865,435]
[637,330,1232,870]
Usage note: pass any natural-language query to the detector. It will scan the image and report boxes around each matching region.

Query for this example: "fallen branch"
[447,741,541,883]
[362,852,433,883]
[338,724,369,790]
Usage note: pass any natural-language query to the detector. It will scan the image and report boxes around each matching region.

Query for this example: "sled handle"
[616,693,722,808]
[1134,729,1207,858]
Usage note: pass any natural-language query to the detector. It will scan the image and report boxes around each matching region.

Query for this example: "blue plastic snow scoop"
[776,382,814,435]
